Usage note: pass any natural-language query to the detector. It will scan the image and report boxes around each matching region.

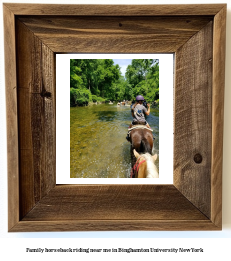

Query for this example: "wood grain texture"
[18,16,213,34]
[4,3,226,231]
[174,21,213,218]
[3,3,225,16]
[22,185,207,221]
[3,4,19,231]
[14,185,221,231]
[11,220,219,232]
[16,19,56,219]
[18,16,213,53]
[211,5,226,228]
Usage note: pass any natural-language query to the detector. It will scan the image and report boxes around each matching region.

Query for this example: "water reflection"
[70,104,159,178]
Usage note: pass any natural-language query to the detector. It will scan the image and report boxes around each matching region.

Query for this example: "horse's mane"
[142,153,159,178]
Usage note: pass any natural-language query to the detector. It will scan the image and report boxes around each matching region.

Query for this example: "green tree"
[125,59,159,103]
[70,59,121,106]
[70,58,159,106]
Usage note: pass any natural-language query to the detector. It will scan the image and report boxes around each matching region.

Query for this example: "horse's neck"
[146,160,159,178]
[146,168,158,178]
[137,162,147,178]
[143,154,159,178]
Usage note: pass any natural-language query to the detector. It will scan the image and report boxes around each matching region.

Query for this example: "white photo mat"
[56,54,173,184]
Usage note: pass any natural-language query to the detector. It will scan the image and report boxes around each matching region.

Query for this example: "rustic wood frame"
[4,4,226,232]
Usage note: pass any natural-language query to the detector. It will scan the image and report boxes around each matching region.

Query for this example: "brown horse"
[128,126,154,168]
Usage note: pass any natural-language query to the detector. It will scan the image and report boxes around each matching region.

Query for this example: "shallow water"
[70,104,159,178]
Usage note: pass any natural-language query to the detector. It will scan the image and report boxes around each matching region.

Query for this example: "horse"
[127,125,158,178]
[128,126,154,164]
[131,149,159,178]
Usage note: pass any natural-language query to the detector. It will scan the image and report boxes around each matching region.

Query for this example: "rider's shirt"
[132,104,147,123]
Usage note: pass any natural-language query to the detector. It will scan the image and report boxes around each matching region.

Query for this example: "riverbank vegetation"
[70,59,159,106]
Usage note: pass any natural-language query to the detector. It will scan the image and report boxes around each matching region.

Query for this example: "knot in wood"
[40,90,52,99]
[194,153,202,164]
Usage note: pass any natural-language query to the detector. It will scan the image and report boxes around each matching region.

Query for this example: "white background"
[56,53,173,184]
[1,0,231,260]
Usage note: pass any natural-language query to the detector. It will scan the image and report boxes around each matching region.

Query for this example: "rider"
[126,95,151,141]
[131,95,151,127]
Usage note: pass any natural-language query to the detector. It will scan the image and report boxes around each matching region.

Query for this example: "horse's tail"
[140,138,152,154]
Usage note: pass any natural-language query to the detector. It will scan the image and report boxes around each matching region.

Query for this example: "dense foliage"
[70,59,159,106]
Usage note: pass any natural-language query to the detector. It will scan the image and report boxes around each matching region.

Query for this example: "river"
[70,103,159,178]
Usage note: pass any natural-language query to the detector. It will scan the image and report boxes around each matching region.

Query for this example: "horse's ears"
[152,154,158,161]
[133,149,140,159]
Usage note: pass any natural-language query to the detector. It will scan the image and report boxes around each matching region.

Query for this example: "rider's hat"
[136,95,144,101]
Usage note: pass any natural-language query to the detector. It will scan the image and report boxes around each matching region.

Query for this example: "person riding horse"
[126,95,151,141]
[126,95,158,178]
[131,95,151,127]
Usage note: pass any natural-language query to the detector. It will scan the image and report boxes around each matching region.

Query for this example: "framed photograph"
[56,53,173,184]
[4,3,226,231]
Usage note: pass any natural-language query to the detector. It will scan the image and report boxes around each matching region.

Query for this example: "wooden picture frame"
[4,3,226,231]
